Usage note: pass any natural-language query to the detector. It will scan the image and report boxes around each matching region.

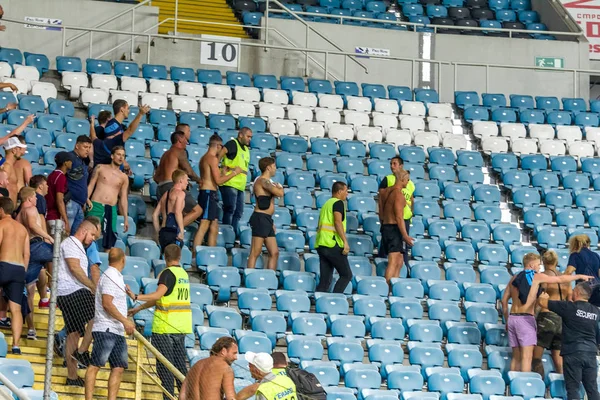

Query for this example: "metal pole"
[61,28,66,57]
[0,373,30,400]
[305,24,309,77]
[147,35,152,64]
[453,62,457,91]
[411,59,415,89]
[174,0,179,37]
[573,70,577,97]
[43,220,64,400]
[131,9,136,60]
[89,32,93,59]
[437,61,442,102]
[265,0,270,46]
[343,56,347,81]
[324,52,328,80]
[133,331,186,382]
[485,64,489,93]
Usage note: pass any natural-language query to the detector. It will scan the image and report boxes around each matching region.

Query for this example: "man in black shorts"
[248,157,284,270]
[57,216,101,387]
[378,170,414,285]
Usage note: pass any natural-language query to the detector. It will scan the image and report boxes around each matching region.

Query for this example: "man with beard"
[86,146,129,249]
[179,336,238,400]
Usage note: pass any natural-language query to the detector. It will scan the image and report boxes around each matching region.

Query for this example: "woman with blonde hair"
[565,234,600,284]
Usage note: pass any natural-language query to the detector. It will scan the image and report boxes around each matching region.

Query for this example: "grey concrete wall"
[1,0,159,67]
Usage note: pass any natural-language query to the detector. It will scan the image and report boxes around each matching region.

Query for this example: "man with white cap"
[1,136,28,203]
[246,352,297,400]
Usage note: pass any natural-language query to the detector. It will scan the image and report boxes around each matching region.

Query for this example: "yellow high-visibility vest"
[256,375,297,400]
[221,139,249,191]
[152,266,192,334]
[315,198,346,248]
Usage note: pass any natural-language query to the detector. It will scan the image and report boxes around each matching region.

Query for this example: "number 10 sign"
[200,35,240,68]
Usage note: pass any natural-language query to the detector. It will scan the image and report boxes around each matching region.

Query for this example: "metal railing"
[0,373,30,400]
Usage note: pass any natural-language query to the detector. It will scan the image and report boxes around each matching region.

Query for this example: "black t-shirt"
[224,139,248,161]
[332,199,345,221]
[95,125,106,140]
[548,300,600,356]
[158,269,177,297]
[378,176,391,190]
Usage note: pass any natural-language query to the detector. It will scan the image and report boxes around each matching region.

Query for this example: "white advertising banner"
[561,0,600,60]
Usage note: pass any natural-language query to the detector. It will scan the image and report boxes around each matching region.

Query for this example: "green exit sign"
[535,57,565,69]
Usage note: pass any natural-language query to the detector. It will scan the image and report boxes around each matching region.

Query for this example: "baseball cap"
[4,137,26,150]
[55,151,76,166]
[245,352,273,374]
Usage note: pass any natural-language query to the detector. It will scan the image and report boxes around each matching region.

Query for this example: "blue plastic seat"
[445,242,476,263]
[327,338,364,367]
[482,93,507,108]
[280,135,309,154]
[288,336,324,363]
[226,71,251,87]
[353,295,386,329]
[414,181,440,200]
[206,306,242,334]
[491,153,518,174]
[19,95,45,114]
[454,91,479,109]
[478,244,509,265]
[370,318,405,341]
[509,94,534,109]
[576,191,600,212]
[443,183,471,203]
[56,56,82,73]
[480,267,511,296]
[536,226,567,249]
[386,365,424,392]
[547,111,572,126]
[142,64,168,80]
[369,143,396,160]
[390,298,423,331]
[189,283,213,308]
[50,101,75,120]
[308,79,333,94]
[114,61,139,77]
[408,320,443,343]
[429,165,456,189]
[512,187,541,209]
[25,129,53,151]
[414,88,438,104]
[339,141,367,158]
[428,369,464,399]
[123,257,151,287]
[237,330,272,354]
[556,209,585,229]
[25,52,50,75]
[411,240,442,262]
[334,81,360,97]
[508,372,545,400]
[428,148,455,166]
[311,138,338,156]
[550,156,577,175]
[207,266,240,302]
[197,69,223,85]
[170,66,195,82]
[344,365,382,391]
[465,302,499,335]
[469,370,506,399]
[402,3,425,16]
[349,176,378,195]
[502,170,531,191]
[276,290,310,315]
[428,220,458,248]
[473,185,500,204]
[447,344,483,382]
[276,230,305,252]
[287,171,316,190]
[251,312,286,347]
[362,83,386,100]
[303,361,340,387]
[281,76,305,93]
[237,288,272,316]
[253,74,277,90]
[0,359,34,388]
[518,108,545,125]
[535,96,560,111]
[491,107,517,123]
[427,299,461,328]
[391,278,424,299]
[283,272,316,292]
[337,157,364,178]
[388,86,412,102]
[37,114,64,132]
[443,202,471,229]
[492,224,521,250]
[562,97,587,113]
[179,112,206,128]
[446,322,481,345]
[496,9,517,21]
[407,343,444,377]
[464,106,490,122]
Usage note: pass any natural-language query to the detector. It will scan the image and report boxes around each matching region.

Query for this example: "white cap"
[4,137,26,150]
[245,352,273,374]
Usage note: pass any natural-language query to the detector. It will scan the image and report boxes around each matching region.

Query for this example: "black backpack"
[286,367,327,400]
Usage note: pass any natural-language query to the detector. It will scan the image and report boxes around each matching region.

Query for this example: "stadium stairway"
[149,0,249,38]
[3,294,165,399]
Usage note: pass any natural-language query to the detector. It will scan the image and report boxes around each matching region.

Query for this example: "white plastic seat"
[200,98,226,115]
[235,87,260,103]
[318,94,343,110]
[347,96,372,113]
[120,77,147,95]
[149,79,176,97]
[259,103,285,120]
[0,62,11,78]
[263,89,289,105]
[414,131,440,149]
[13,65,40,91]
[511,138,539,155]
[292,92,318,108]
[316,108,341,126]
[569,141,595,159]
[385,129,412,147]
[500,123,526,140]
[539,140,566,156]
[585,127,600,145]
[91,74,118,93]
[328,123,354,141]
[178,82,204,98]
[81,88,109,106]
[206,84,232,100]
[442,134,468,152]
[299,122,325,139]
[472,121,498,139]
[287,106,313,123]
[556,126,582,143]
[61,72,88,99]
[373,114,398,132]
[110,90,139,106]
[344,111,370,128]
[31,82,57,106]
[400,116,425,132]
[428,103,453,119]
[428,117,453,134]
[401,100,426,117]
[373,98,400,115]
[269,119,296,136]
[529,124,555,141]
[141,93,168,110]
[482,137,509,153]
[171,95,199,113]
[356,127,383,145]
[229,100,255,118]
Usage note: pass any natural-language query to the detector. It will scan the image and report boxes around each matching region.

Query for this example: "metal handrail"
[66,0,155,46]
[0,373,30,400]
[266,8,584,37]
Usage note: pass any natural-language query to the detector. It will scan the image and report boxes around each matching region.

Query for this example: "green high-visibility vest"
[315,198,346,248]
[272,368,287,376]
[221,139,249,191]
[385,174,415,220]
[256,375,297,400]
[152,266,192,335]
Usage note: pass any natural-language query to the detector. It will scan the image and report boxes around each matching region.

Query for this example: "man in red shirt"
[46,152,75,234]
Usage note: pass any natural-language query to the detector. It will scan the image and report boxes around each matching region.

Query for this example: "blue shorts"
[91,331,128,369]
[26,239,53,284]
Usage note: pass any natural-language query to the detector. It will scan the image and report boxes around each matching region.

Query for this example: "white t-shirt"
[93,266,127,336]
[57,236,90,297]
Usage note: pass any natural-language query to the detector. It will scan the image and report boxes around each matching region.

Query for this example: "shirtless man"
[179,336,238,400]
[16,187,53,340]
[379,170,414,285]
[2,135,28,203]
[87,146,129,250]
[14,137,32,193]
[0,197,30,354]
[247,157,284,270]
[197,134,243,248]
[501,253,591,372]
[153,169,187,251]
[532,250,571,376]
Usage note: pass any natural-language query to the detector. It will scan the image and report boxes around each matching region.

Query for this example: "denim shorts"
[66,200,84,234]
[91,331,128,369]
[26,240,53,284]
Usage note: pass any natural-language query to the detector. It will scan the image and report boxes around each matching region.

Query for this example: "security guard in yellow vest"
[378,156,415,258]
[219,127,252,235]
[246,352,297,400]
[315,181,353,294]
[129,244,192,400]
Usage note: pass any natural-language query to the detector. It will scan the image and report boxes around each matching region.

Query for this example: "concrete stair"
[148,0,248,38]
[3,296,165,399]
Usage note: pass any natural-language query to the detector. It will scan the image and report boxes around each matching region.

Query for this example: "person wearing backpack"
[246,352,297,400]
